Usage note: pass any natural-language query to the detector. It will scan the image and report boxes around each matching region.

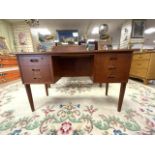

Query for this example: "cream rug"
[0,77,155,135]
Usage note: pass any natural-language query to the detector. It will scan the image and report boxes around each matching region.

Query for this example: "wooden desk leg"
[105,83,109,96]
[45,84,49,96]
[48,84,51,88]
[24,84,35,112]
[99,83,102,87]
[117,82,127,112]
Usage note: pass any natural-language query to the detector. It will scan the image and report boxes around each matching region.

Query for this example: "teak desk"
[16,50,133,112]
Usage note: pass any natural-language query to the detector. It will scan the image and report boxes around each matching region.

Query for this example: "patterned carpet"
[0,77,155,135]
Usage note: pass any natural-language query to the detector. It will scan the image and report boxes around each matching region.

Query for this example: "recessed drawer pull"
[33,77,41,79]
[110,57,117,60]
[108,75,116,78]
[32,69,40,71]
[30,59,39,63]
[108,66,116,70]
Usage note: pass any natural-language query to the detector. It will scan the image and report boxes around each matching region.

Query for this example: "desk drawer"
[18,55,49,66]
[133,53,150,60]
[20,65,52,83]
[0,57,17,67]
[130,67,147,77]
[131,59,149,69]
[94,53,132,82]
[0,70,20,83]
[0,59,17,65]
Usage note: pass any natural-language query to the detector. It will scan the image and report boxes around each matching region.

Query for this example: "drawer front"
[0,57,16,61]
[131,59,149,69]
[0,64,18,68]
[0,70,20,83]
[19,55,48,66]
[94,53,132,82]
[4,70,20,77]
[0,57,17,67]
[130,67,147,77]
[20,66,52,83]
[18,55,53,84]
[0,59,17,65]
[133,53,150,60]
[130,55,150,78]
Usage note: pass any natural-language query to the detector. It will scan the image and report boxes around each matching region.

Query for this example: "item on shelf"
[99,24,109,40]
[87,41,98,51]
[98,39,112,50]
[128,38,144,49]
[78,40,86,46]
[87,42,95,51]
[98,24,112,50]
[38,34,55,52]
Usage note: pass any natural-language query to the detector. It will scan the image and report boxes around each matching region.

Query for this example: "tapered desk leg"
[117,82,127,112]
[105,83,109,96]
[48,84,51,88]
[45,84,49,96]
[24,84,35,112]
[99,83,102,87]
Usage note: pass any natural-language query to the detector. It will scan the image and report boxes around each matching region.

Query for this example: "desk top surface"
[16,49,133,56]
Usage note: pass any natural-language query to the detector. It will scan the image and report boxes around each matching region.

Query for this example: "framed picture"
[18,32,27,45]
[131,20,145,38]
[0,37,8,50]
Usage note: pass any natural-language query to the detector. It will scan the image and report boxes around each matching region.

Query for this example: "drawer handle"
[0,73,6,76]
[110,57,117,60]
[32,69,40,71]
[107,75,116,78]
[108,66,116,70]
[30,59,39,63]
[33,77,41,80]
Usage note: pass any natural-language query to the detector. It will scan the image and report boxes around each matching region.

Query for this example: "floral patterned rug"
[0,77,155,135]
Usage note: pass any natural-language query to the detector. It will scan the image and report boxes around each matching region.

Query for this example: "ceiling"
[6,19,155,47]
